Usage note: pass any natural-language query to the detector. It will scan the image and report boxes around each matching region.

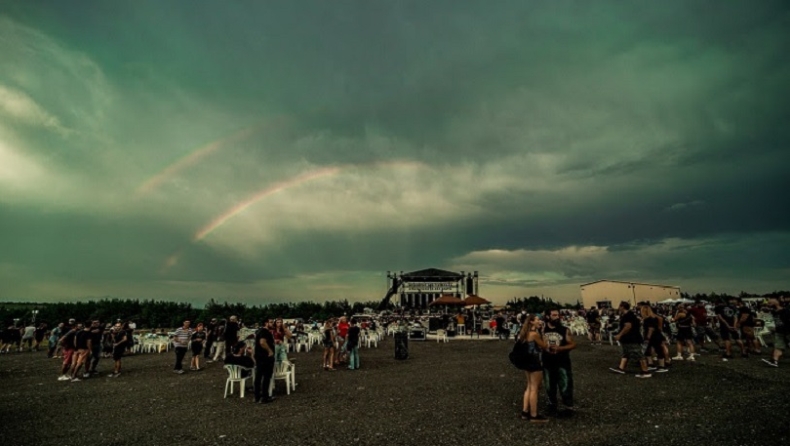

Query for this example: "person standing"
[224,316,240,359]
[204,318,217,362]
[21,323,35,352]
[57,324,79,381]
[172,320,192,374]
[69,323,92,382]
[609,302,652,378]
[542,309,576,416]
[34,323,47,352]
[641,305,671,371]
[673,305,696,361]
[212,320,226,362]
[516,315,549,423]
[586,307,601,345]
[48,323,63,358]
[86,320,104,377]
[254,319,276,404]
[322,320,336,371]
[762,297,789,367]
[347,319,361,370]
[109,323,127,377]
[190,323,207,371]
[689,300,721,352]
[715,298,745,361]
[272,318,292,363]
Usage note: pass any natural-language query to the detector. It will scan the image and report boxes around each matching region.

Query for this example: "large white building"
[579,280,681,309]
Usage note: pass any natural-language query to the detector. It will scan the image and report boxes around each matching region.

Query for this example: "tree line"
[0,298,382,329]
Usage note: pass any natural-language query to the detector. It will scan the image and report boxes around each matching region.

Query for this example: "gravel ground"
[1,337,788,446]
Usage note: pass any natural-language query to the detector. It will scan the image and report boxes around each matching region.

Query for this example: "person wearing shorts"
[109,323,127,377]
[715,298,745,360]
[57,325,79,381]
[762,298,790,368]
[673,305,696,361]
[609,301,651,378]
[190,323,206,371]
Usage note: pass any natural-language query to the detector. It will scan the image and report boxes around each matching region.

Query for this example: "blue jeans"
[348,346,359,369]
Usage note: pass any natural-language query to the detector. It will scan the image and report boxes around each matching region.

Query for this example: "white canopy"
[658,298,693,305]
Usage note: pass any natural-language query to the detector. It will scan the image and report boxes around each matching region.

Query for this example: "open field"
[1,337,788,446]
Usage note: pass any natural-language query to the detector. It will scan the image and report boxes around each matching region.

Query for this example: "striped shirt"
[173,327,193,347]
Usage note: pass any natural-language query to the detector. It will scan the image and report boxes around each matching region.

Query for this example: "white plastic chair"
[224,365,252,398]
[436,329,448,343]
[269,361,295,396]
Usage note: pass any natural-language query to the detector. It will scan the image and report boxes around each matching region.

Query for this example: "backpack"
[508,340,532,370]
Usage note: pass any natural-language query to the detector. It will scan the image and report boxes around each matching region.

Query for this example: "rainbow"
[134,118,278,198]
[192,166,342,242]
[193,160,425,242]
[161,160,426,272]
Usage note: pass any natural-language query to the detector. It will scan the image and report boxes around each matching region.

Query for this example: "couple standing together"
[512,310,576,423]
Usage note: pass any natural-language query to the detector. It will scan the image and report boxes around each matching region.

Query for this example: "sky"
[1,0,788,306]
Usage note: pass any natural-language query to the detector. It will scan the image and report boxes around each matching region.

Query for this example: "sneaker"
[646,367,657,372]
[174,369,185,374]
[672,355,684,361]
[686,356,695,362]
[608,367,626,374]
[655,367,669,373]
[762,358,779,368]
[529,415,549,423]
[520,411,531,420]
[83,373,91,379]
[57,375,70,381]
[189,366,196,371]
[635,373,652,379]
[70,377,81,382]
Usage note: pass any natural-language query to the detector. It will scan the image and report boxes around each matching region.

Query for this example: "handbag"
[508,340,532,370]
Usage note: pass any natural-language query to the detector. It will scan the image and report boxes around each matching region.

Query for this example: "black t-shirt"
[112,330,127,347]
[541,324,570,367]
[225,322,239,344]
[347,326,361,348]
[715,304,737,326]
[587,310,599,324]
[738,306,755,327]
[675,313,693,329]
[618,311,643,344]
[254,328,274,360]
[75,330,91,350]
[89,327,104,345]
[61,329,78,349]
[191,331,207,343]
[773,307,790,334]
[643,316,663,342]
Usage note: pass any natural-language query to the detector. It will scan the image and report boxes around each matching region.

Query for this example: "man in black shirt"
[86,320,104,377]
[225,316,240,359]
[253,319,275,403]
[609,302,651,378]
[69,323,93,382]
[763,297,790,367]
[347,319,361,370]
[542,309,576,415]
[715,298,745,360]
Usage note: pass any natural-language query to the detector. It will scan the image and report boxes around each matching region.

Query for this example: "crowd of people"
[3,294,787,419]
[507,295,789,423]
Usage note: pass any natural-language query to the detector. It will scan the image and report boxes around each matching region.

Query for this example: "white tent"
[658,298,693,305]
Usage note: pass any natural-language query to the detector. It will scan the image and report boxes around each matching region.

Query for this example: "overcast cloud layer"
[1,1,788,305]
